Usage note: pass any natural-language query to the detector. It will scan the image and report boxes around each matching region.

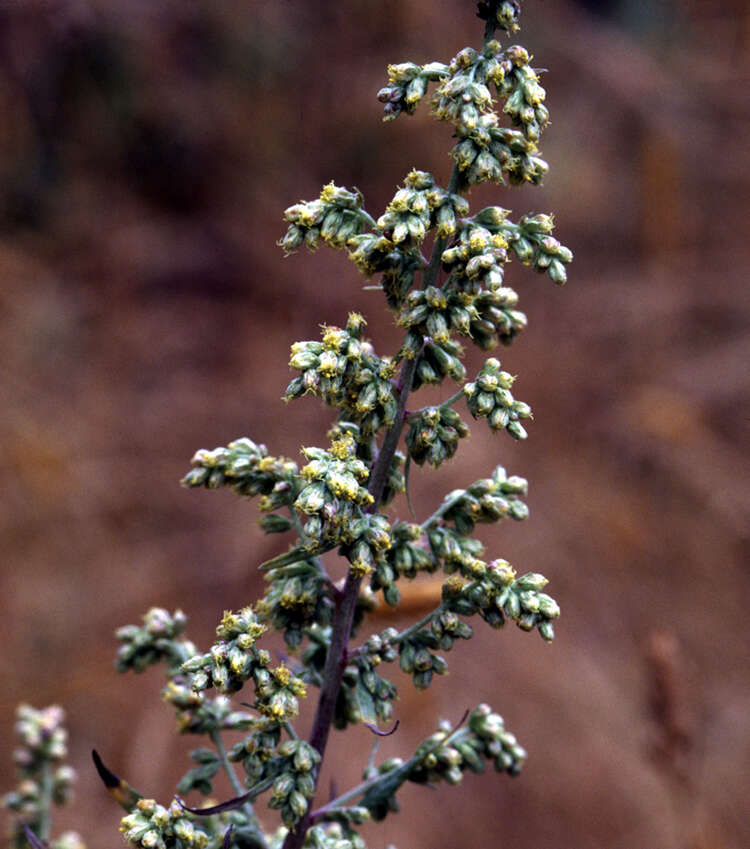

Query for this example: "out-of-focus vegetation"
[1,2,748,848]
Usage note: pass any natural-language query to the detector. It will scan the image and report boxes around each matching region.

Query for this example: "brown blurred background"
[1,1,749,847]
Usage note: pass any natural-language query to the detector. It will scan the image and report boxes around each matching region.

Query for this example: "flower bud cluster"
[339,513,393,580]
[362,630,400,666]
[471,208,573,285]
[336,653,398,729]
[181,608,268,696]
[377,60,449,121]
[466,703,527,775]
[182,612,307,720]
[432,40,549,184]
[508,213,573,284]
[433,39,547,141]
[364,526,425,607]
[396,286,475,349]
[377,170,468,247]
[495,45,548,142]
[349,362,398,437]
[398,335,467,390]
[330,423,404,507]
[113,610,258,736]
[477,0,521,34]
[257,562,334,650]
[9,705,69,776]
[427,525,485,571]
[385,522,436,583]
[472,288,527,347]
[294,433,374,544]
[439,464,529,534]
[254,665,308,722]
[432,46,495,132]
[375,24,550,187]
[379,252,423,311]
[120,798,209,849]
[377,170,432,246]
[304,822,367,849]
[430,188,471,240]
[286,315,398,438]
[279,183,368,255]
[116,608,196,674]
[405,406,470,468]
[361,703,525,823]
[346,233,422,308]
[464,357,532,438]
[410,706,526,786]
[368,537,406,605]
[2,706,79,849]
[161,685,254,736]
[451,122,549,187]
[433,47,493,130]
[182,438,299,511]
[267,740,322,828]
[398,608,473,690]
[228,721,282,784]
[438,221,527,347]
[441,223,509,293]
[443,560,560,641]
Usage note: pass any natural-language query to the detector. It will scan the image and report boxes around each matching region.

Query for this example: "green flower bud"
[508,500,529,520]
[436,204,457,237]
[295,482,327,514]
[296,773,316,798]
[272,773,295,803]
[288,790,309,819]
[519,591,540,614]
[384,584,401,607]
[537,593,560,618]
[476,392,496,416]
[548,259,567,284]
[506,420,527,440]
[431,655,448,675]
[399,643,416,674]
[293,743,318,773]
[538,621,555,642]
[173,819,195,842]
[515,572,548,590]
[413,648,433,672]
[417,359,439,385]
[512,237,534,263]
[504,592,521,620]
[388,62,421,83]
[517,613,536,631]
[413,669,434,690]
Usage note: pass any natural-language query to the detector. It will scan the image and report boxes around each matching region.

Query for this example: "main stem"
[282,163,462,849]
[280,359,416,849]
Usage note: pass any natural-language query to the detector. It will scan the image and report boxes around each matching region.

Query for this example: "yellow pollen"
[273,665,291,686]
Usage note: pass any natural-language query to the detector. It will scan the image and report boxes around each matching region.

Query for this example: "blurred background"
[1,0,748,847]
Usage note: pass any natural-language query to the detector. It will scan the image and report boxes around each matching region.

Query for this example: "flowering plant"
[3,3,572,849]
